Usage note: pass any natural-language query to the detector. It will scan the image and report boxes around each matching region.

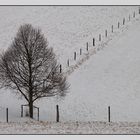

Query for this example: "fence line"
[57,10,139,75]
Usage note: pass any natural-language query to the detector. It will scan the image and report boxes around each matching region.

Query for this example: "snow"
[60,18,140,122]
[1,120,140,134]
[0,6,137,70]
[0,6,140,133]
[36,7,140,122]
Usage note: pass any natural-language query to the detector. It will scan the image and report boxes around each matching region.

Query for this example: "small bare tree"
[0,24,69,118]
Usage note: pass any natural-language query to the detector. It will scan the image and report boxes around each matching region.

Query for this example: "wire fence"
[59,8,140,76]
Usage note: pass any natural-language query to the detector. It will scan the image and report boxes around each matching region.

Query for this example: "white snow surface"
[0,6,137,69]
[1,120,140,134]
[0,6,140,133]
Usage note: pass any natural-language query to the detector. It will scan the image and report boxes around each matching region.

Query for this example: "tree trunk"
[29,101,33,118]
[28,59,33,119]
[29,89,33,118]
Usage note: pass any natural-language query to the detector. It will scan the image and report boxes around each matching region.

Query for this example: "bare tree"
[0,24,69,118]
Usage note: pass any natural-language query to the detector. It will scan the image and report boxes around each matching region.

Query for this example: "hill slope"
[0,6,139,122]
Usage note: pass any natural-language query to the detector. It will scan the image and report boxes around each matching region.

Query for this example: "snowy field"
[1,119,140,134]
[0,6,140,134]
[0,6,137,70]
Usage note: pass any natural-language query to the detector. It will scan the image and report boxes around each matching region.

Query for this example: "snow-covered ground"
[0,6,137,70]
[38,6,140,122]
[1,119,140,134]
[0,6,140,134]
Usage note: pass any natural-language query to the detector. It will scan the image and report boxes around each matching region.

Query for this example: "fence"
[21,104,39,121]
[55,105,111,123]
[0,8,140,123]
[0,107,9,123]
[0,104,113,123]
[59,8,140,74]
[0,104,139,123]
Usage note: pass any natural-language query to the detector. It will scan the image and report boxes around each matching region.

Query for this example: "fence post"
[133,12,135,18]
[67,59,69,67]
[118,22,120,29]
[93,38,95,46]
[129,14,130,21]
[6,108,8,123]
[60,64,62,73]
[56,105,59,122]
[139,8,140,14]
[86,42,88,51]
[74,52,76,60]
[99,34,101,41]
[37,108,39,121]
[123,18,125,25]
[111,25,113,33]
[21,105,23,117]
[108,106,110,122]
[105,30,107,37]
[80,48,82,55]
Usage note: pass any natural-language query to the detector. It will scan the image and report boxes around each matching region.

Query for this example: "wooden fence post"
[37,108,39,121]
[123,18,125,25]
[6,108,8,123]
[21,105,23,117]
[133,12,135,18]
[105,30,107,37]
[93,38,95,46]
[74,52,76,60]
[108,106,110,122]
[67,59,69,67]
[129,14,130,21]
[112,25,113,33]
[56,105,59,122]
[80,49,82,55]
[118,22,120,29]
[86,42,88,51]
[60,64,62,73]
[99,34,101,41]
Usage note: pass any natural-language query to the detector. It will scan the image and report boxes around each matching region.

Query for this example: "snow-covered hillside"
[0,6,137,69]
[0,6,140,124]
